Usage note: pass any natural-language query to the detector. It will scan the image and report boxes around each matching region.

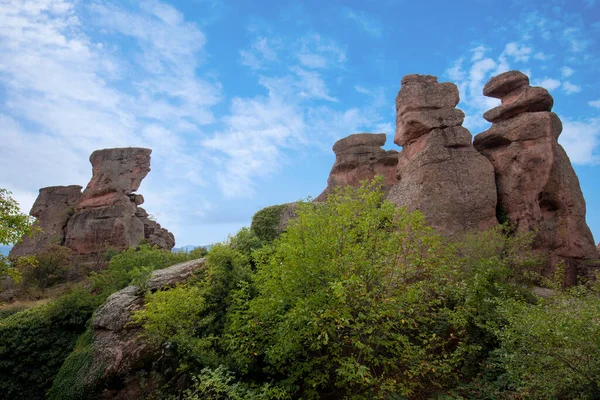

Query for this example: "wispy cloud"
[561,66,575,77]
[533,78,561,91]
[589,100,600,109]
[296,34,347,69]
[240,36,280,70]
[560,118,600,165]
[0,0,222,242]
[344,9,382,38]
[562,81,581,94]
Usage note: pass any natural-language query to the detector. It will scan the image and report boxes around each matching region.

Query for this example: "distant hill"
[172,244,213,253]
[0,245,11,256]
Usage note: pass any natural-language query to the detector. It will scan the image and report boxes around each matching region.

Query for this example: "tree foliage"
[0,188,36,281]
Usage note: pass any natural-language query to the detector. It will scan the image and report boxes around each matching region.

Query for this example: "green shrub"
[17,244,72,292]
[90,244,193,298]
[47,327,98,400]
[493,286,600,399]
[250,204,287,243]
[180,366,290,400]
[134,236,255,372]
[226,179,468,399]
[0,287,99,400]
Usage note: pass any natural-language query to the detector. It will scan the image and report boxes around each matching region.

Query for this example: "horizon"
[1,0,599,247]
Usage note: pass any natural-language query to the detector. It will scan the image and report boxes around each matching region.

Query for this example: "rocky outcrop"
[75,259,205,399]
[387,74,498,237]
[10,148,174,266]
[474,71,598,284]
[9,185,82,258]
[316,133,398,201]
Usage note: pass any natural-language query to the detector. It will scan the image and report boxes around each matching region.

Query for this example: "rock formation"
[10,148,174,266]
[68,259,205,399]
[316,133,398,201]
[9,185,82,258]
[474,70,598,283]
[386,74,498,237]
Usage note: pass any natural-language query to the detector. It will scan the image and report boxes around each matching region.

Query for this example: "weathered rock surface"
[9,185,82,258]
[86,259,206,399]
[387,74,498,237]
[11,148,174,267]
[316,133,398,201]
[474,70,597,284]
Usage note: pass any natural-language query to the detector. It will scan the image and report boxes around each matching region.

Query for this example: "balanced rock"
[474,70,597,284]
[9,185,82,258]
[11,148,174,268]
[316,133,398,201]
[387,74,497,237]
[65,148,173,265]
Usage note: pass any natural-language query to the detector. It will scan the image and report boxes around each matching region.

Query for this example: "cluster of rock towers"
[10,148,174,266]
[318,70,598,283]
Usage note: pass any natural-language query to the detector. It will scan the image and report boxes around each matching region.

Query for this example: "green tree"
[226,178,467,399]
[0,188,36,281]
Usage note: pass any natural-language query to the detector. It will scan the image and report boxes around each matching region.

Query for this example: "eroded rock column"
[316,133,398,201]
[387,74,498,238]
[474,70,597,283]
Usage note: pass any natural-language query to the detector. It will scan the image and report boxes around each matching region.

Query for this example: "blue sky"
[0,0,599,247]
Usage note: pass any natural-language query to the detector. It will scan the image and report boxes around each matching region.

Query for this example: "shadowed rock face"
[387,74,498,238]
[474,70,597,284]
[10,148,174,266]
[9,185,82,258]
[316,133,398,201]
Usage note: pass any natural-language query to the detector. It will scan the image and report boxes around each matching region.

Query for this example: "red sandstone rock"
[12,148,175,268]
[474,70,597,284]
[65,148,174,264]
[9,185,81,259]
[483,86,553,123]
[483,70,530,98]
[387,74,498,237]
[81,148,151,202]
[316,133,398,201]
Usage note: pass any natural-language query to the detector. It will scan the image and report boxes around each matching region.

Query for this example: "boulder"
[9,185,81,259]
[316,133,398,201]
[387,74,498,238]
[85,259,206,398]
[474,70,597,284]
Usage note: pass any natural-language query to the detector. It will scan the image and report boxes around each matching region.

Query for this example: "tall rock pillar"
[387,74,498,238]
[474,70,597,284]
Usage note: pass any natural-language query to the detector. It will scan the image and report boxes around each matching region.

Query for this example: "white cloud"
[291,67,338,102]
[534,52,549,60]
[503,42,533,62]
[345,9,382,38]
[563,27,589,52]
[240,37,279,70]
[296,34,347,69]
[559,118,600,165]
[561,66,575,77]
[0,0,222,244]
[562,81,581,94]
[533,78,561,91]
[589,100,600,109]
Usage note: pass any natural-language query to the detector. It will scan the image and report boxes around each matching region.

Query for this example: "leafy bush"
[0,287,99,400]
[250,204,287,243]
[17,244,72,293]
[180,366,290,400]
[90,244,194,298]
[47,327,98,400]
[134,233,255,373]
[493,286,600,399]
[226,179,470,399]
